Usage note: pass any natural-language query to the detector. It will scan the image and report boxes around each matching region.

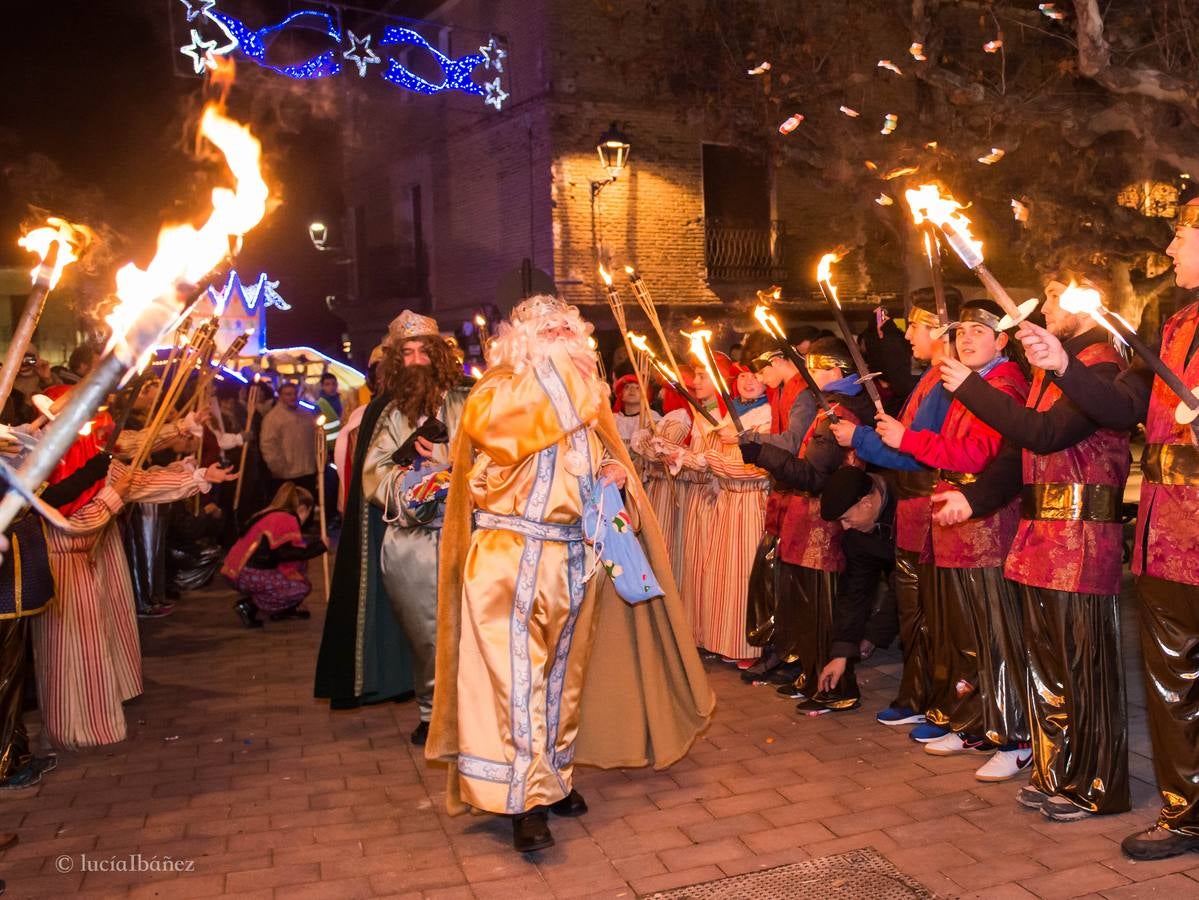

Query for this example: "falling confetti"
[864,160,879,172]
[1039,3,1066,20]
[875,194,894,206]
[978,147,1006,164]
[909,42,927,61]
[881,113,899,135]
[839,106,860,117]
[1011,199,1029,222]
[778,113,804,135]
[747,61,772,76]
[878,59,903,76]
[883,165,918,180]
[983,39,1004,53]
[925,141,939,150]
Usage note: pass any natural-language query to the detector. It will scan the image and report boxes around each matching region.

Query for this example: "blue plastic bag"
[582,481,664,604]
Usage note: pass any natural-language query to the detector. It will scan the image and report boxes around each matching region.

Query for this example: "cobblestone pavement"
[0,573,1189,899]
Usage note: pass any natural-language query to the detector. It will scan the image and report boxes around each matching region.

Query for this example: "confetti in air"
[977,148,1006,165]
[778,113,804,135]
[1039,3,1066,20]
[983,40,1004,53]
[877,59,903,76]
[747,61,772,76]
[1011,199,1029,222]
[909,42,927,61]
[839,106,860,117]
[875,194,894,206]
[881,113,899,135]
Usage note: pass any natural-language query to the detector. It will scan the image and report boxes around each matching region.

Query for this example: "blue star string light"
[342,30,380,77]
[208,271,291,315]
[178,4,507,109]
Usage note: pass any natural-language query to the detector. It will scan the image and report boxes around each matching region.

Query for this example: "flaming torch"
[751,295,842,423]
[920,229,956,358]
[0,218,93,413]
[1057,282,1199,425]
[624,266,682,377]
[629,331,718,427]
[905,184,1037,330]
[682,320,744,433]
[816,254,886,417]
[473,313,490,349]
[599,265,651,425]
[0,103,269,537]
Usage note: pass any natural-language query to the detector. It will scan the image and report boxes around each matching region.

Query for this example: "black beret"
[820,467,874,521]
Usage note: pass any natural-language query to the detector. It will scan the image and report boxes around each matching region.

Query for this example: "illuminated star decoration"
[479,36,506,73]
[342,30,380,77]
[178,0,216,23]
[207,272,291,316]
[211,9,342,79]
[379,26,490,102]
[180,29,219,74]
[484,78,509,111]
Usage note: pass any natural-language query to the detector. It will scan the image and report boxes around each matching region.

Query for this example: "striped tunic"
[33,462,205,749]
[678,404,771,659]
[636,410,693,589]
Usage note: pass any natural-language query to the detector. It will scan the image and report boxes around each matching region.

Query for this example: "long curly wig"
[380,334,462,424]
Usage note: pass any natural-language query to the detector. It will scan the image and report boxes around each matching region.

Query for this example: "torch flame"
[469,365,484,380]
[598,264,613,286]
[629,330,676,381]
[905,184,983,262]
[753,304,786,341]
[1058,281,1127,345]
[17,217,93,289]
[681,322,729,395]
[315,414,327,427]
[624,265,636,277]
[474,313,486,327]
[106,102,269,363]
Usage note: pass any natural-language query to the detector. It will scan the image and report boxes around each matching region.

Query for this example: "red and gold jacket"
[1005,342,1129,595]
[900,359,1028,568]
[764,374,807,537]
[1138,302,1199,586]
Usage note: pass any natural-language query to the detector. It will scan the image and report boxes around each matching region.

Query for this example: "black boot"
[410,721,429,745]
[549,789,588,817]
[512,810,554,852]
[269,606,311,621]
[234,599,263,629]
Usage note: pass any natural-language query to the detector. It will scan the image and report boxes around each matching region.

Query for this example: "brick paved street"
[0,571,1190,899]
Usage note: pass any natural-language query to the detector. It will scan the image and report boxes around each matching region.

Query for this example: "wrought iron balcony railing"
[704,219,785,283]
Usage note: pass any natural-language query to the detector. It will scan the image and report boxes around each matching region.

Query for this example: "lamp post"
[590,122,631,199]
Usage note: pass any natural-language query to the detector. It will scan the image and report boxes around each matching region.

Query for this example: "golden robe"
[427,349,714,815]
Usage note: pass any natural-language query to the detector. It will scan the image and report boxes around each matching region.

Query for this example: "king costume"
[425,296,713,851]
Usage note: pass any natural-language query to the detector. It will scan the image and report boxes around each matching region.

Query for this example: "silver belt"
[473,511,583,543]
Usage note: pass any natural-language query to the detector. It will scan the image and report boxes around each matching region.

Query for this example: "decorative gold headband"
[806,353,852,372]
[1178,205,1199,229]
[955,306,1003,331]
[908,306,942,328]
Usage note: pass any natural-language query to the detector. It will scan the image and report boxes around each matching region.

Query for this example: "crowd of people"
[1,196,1199,872]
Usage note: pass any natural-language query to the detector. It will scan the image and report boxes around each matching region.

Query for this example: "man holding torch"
[737,337,874,712]
[931,272,1131,823]
[1016,197,1199,859]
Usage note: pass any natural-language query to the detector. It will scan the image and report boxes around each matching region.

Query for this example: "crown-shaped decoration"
[511,294,571,324]
[390,310,440,339]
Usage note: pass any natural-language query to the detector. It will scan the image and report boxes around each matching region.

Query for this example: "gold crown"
[908,306,942,328]
[511,294,570,323]
[390,310,440,339]
[957,306,1002,332]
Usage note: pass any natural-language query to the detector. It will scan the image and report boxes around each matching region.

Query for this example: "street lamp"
[308,221,329,250]
[591,122,631,199]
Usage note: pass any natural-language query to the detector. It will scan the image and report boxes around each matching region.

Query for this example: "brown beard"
[382,336,461,423]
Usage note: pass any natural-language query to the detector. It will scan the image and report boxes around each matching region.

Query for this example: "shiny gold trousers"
[928,567,1029,745]
[894,549,932,714]
[1019,585,1129,814]
[0,618,30,779]
[1138,576,1199,833]
[745,534,778,648]
[777,563,851,697]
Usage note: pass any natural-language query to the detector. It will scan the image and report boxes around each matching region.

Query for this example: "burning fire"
[598,264,613,286]
[1057,281,1128,345]
[905,184,983,266]
[106,102,269,362]
[753,305,786,341]
[17,217,93,289]
[681,321,729,395]
[628,331,678,382]
[816,253,845,307]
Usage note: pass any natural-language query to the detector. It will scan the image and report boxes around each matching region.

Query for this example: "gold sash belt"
[939,470,978,487]
[894,469,937,499]
[1142,443,1199,487]
[1020,483,1119,523]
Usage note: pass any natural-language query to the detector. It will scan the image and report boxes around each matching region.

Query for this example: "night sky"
[0,1,367,354]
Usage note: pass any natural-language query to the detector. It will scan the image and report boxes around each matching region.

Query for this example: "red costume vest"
[1005,342,1129,595]
[764,374,806,538]
[923,361,1028,568]
[894,365,941,561]
[1137,300,1199,586]
[777,401,862,571]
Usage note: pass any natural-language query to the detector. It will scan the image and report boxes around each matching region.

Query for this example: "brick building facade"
[332,1,1015,363]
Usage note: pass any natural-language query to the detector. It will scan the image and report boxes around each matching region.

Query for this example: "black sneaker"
[0,763,40,791]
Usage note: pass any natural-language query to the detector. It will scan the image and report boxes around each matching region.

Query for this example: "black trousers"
[1020,584,1129,814]
[778,562,842,696]
[894,548,932,713]
[928,566,1029,745]
[1138,576,1199,833]
[744,533,778,648]
[0,618,30,780]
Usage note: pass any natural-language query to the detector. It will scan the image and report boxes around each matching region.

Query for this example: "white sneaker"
[924,732,995,756]
[975,748,1033,782]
